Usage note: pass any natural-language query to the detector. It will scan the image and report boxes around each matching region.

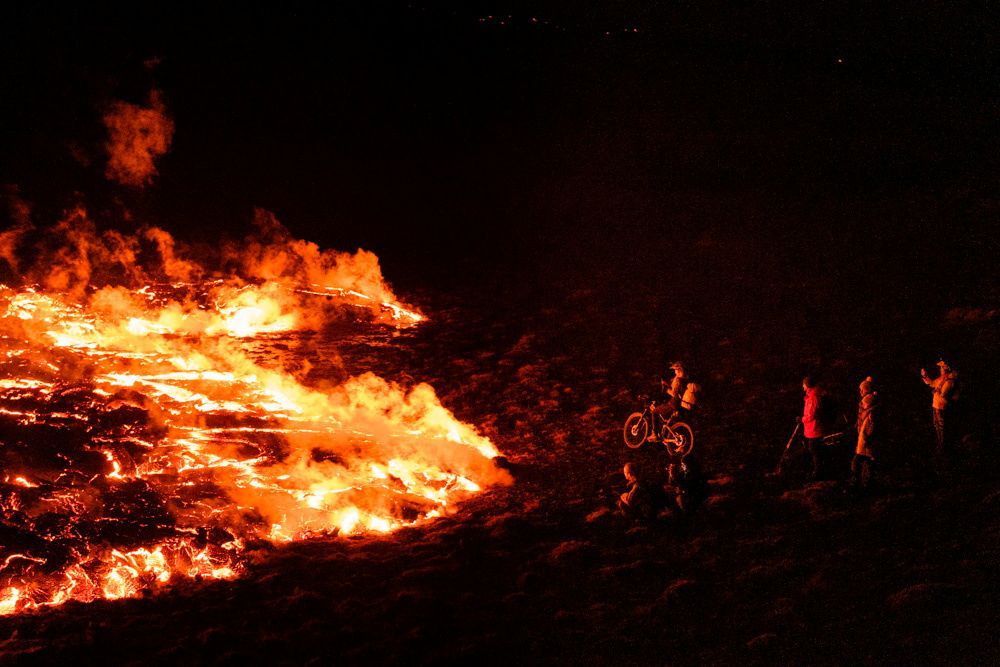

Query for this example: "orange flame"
[0,213,509,614]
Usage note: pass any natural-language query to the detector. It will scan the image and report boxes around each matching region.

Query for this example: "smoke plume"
[103,90,175,187]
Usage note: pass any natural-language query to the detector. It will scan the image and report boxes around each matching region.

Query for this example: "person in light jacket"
[650,361,701,442]
[851,376,879,491]
[921,359,959,460]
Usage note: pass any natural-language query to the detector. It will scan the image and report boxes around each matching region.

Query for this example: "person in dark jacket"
[667,455,707,513]
[851,376,880,491]
[617,463,654,521]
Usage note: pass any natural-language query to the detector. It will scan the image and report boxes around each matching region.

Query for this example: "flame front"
[0,218,508,615]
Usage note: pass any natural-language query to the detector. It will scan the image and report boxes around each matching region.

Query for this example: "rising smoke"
[103,90,175,187]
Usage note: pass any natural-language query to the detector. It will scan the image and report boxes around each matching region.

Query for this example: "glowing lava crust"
[0,217,509,615]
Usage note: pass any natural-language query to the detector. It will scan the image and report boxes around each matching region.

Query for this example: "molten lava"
[0,215,509,615]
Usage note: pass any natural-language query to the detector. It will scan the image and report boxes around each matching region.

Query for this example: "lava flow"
[0,211,509,615]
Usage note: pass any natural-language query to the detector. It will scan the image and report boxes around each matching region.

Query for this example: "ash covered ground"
[1,3,999,664]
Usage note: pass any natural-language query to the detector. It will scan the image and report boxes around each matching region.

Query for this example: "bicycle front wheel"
[623,413,649,449]
[666,422,695,457]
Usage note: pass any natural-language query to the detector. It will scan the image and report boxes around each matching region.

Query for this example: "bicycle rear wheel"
[623,413,649,448]
[666,422,695,457]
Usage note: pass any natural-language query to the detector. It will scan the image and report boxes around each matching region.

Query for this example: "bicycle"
[623,398,695,457]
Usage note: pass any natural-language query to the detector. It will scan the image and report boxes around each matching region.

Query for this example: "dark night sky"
[1,3,997,298]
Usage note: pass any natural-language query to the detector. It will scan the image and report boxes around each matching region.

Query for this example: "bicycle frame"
[645,401,678,442]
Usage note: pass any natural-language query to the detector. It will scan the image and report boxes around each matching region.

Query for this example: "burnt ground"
[0,239,998,665]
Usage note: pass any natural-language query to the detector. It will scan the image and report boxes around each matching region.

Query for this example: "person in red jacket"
[801,376,827,480]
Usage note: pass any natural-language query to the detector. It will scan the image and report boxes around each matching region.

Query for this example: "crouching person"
[617,463,655,521]
[851,376,880,492]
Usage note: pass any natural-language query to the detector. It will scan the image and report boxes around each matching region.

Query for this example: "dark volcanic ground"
[1,246,998,665]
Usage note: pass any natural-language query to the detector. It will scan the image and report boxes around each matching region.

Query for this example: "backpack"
[681,381,701,410]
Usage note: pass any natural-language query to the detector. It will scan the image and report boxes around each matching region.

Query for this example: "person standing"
[667,455,707,513]
[852,376,879,491]
[921,359,959,462]
[801,376,827,480]
[649,361,700,442]
[661,361,700,420]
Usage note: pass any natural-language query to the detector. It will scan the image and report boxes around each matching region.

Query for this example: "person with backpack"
[661,361,701,420]
[801,376,829,480]
[646,361,701,443]
[851,376,880,492]
[921,359,960,462]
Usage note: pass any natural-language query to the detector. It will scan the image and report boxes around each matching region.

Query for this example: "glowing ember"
[0,215,509,615]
